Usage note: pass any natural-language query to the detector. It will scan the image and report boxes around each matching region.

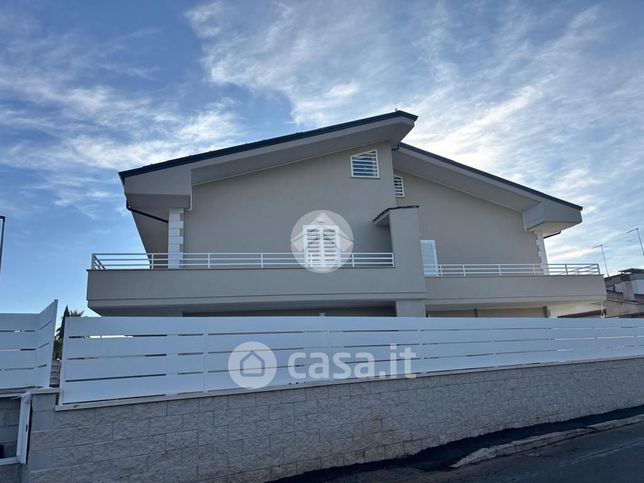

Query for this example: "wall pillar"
[535,232,549,274]
[168,209,184,269]
[385,207,428,315]
[395,300,426,317]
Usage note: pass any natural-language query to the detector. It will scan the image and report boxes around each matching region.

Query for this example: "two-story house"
[87,111,606,317]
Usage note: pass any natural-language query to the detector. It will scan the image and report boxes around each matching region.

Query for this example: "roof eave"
[398,143,583,211]
[119,110,418,182]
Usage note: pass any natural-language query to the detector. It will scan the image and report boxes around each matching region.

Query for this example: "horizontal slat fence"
[0,301,57,390]
[60,316,644,404]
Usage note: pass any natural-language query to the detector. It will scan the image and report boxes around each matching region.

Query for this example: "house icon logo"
[240,351,266,377]
[228,341,276,389]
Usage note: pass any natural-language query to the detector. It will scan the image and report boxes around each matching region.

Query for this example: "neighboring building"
[87,111,606,317]
[558,269,644,318]
[603,269,644,317]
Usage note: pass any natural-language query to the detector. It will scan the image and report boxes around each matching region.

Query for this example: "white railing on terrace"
[91,252,395,270]
[424,263,601,277]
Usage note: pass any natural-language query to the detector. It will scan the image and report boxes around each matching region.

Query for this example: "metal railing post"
[151,253,155,269]
[351,253,355,268]
[260,253,264,268]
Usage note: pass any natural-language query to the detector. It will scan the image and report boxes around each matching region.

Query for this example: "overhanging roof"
[396,143,582,210]
[393,143,583,236]
[119,110,418,181]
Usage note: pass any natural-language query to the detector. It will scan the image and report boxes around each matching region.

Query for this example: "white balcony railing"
[424,263,601,277]
[91,252,395,270]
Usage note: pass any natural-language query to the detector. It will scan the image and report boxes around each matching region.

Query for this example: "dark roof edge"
[373,205,419,223]
[398,143,583,211]
[119,110,418,181]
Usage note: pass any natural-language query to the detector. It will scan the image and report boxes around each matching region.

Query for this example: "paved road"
[328,421,644,483]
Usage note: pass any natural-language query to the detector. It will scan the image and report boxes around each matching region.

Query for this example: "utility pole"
[627,227,644,256]
[592,243,609,276]
[0,216,5,274]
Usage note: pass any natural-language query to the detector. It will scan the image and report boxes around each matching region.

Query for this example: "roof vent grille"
[351,150,379,178]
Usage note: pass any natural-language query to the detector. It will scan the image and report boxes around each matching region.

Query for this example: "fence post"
[260,253,264,268]
[202,318,208,392]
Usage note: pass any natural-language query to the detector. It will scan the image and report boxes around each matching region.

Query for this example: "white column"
[535,232,549,274]
[168,208,184,269]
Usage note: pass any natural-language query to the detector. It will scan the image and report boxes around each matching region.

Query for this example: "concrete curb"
[451,413,644,469]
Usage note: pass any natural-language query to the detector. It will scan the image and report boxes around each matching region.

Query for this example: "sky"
[0,0,643,316]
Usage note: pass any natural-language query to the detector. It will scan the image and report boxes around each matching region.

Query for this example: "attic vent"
[351,150,379,178]
[394,175,405,197]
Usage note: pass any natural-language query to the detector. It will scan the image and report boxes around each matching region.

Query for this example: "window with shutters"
[421,240,438,276]
[394,175,405,197]
[303,225,341,268]
[350,150,379,178]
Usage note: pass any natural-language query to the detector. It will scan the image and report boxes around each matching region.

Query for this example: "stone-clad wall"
[23,357,644,482]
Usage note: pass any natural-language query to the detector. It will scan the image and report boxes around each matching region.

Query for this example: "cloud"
[0,6,244,217]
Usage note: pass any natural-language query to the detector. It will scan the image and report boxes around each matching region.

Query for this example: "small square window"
[351,150,379,178]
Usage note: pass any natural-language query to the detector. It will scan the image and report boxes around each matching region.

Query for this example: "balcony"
[424,263,606,309]
[87,251,428,316]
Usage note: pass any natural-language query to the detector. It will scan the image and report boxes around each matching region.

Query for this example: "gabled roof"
[119,110,418,181]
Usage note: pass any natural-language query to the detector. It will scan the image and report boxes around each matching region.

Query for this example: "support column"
[168,208,184,269]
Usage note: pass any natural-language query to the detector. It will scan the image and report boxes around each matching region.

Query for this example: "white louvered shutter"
[304,225,341,268]
[351,150,379,178]
[421,240,438,276]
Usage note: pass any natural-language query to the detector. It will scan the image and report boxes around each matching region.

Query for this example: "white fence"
[0,301,57,390]
[59,315,644,405]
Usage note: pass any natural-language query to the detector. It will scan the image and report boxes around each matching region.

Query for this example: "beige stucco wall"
[184,143,396,254]
[395,171,540,264]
